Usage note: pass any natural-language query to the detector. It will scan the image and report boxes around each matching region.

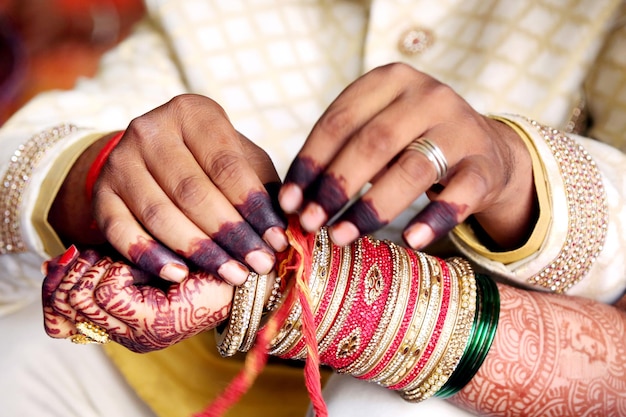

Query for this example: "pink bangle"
[85,131,124,204]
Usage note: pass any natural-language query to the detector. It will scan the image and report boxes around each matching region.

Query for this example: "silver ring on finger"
[405,138,448,183]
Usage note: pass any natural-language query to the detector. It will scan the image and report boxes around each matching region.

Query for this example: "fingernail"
[59,245,79,265]
[218,261,250,286]
[300,202,327,232]
[245,250,275,274]
[279,183,303,213]
[404,224,434,249]
[264,226,289,252]
[329,221,359,246]
[159,263,189,283]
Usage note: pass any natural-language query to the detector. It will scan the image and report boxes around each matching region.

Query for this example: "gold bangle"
[383,253,442,386]
[215,272,258,357]
[240,273,268,352]
[400,256,461,395]
[318,238,364,357]
[374,251,431,385]
[264,274,283,313]
[400,258,477,401]
[347,242,414,377]
[291,243,352,360]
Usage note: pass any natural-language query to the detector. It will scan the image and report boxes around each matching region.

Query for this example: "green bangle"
[435,273,500,398]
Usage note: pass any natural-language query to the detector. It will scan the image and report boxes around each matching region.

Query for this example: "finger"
[69,257,131,341]
[298,91,434,233]
[42,245,80,338]
[45,249,102,339]
[96,189,250,286]
[279,65,408,214]
[328,139,445,245]
[132,271,233,334]
[403,156,492,249]
[42,245,80,299]
[132,128,278,274]
[143,97,287,248]
[238,135,289,251]
[329,128,458,245]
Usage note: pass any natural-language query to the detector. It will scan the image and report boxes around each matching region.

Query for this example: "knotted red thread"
[196,220,328,417]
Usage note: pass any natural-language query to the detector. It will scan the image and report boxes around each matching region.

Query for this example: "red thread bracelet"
[85,131,124,204]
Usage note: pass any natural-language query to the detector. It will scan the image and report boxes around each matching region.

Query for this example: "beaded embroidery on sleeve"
[0,124,78,254]
[525,119,608,293]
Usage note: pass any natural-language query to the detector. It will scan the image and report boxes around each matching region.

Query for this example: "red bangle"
[85,131,124,203]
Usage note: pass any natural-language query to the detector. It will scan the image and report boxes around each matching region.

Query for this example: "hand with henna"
[42,245,234,353]
[279,63,536,251]
[49,94,288,286]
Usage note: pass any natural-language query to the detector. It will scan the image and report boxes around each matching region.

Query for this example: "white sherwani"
[0,1,625,416]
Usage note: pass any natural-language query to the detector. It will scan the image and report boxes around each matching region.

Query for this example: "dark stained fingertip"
[339,198,388,236]
[186,238,232,276]
[236,187,287,236]
[279,183,304,213]
[281,156,322,214]
[328,221,360,247]
[284,155,322,189]
[245,250,275,274]
[128,237,188,280]
[212,220,272,265]
[405,200,465,244]
[305,172,349,217]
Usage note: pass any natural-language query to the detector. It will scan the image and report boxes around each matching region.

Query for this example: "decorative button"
[398,27,434,55]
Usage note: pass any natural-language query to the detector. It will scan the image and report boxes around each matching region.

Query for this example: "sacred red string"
[195,220,328,417]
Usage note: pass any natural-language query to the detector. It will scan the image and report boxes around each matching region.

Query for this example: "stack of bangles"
[215,227,499,402]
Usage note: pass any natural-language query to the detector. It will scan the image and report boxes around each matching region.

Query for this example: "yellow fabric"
[104,331,331,417]
[32,132,108,255]
[452,116,552,264]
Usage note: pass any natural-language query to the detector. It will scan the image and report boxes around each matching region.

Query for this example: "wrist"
[48,131,119,246]
[473,116,538,250]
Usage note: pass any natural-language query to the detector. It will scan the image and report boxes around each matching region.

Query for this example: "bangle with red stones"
[267,228,486,404]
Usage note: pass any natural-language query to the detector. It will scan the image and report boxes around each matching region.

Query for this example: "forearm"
[451,283,626,416]
[256,229,625,416]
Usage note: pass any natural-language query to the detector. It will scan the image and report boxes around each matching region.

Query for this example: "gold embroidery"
[337,328,361,359]
[364,264,385,305]
[0,124,77,254]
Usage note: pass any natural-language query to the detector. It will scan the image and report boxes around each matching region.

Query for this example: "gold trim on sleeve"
[452,116,552,264]
[454,116,608,292]
[0,124,77,254]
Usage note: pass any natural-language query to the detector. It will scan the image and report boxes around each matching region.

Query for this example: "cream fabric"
[0,0,625,416]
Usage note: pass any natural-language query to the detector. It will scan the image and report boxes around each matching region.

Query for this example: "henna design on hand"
[451,285,626,416]
[42,248,234,353]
